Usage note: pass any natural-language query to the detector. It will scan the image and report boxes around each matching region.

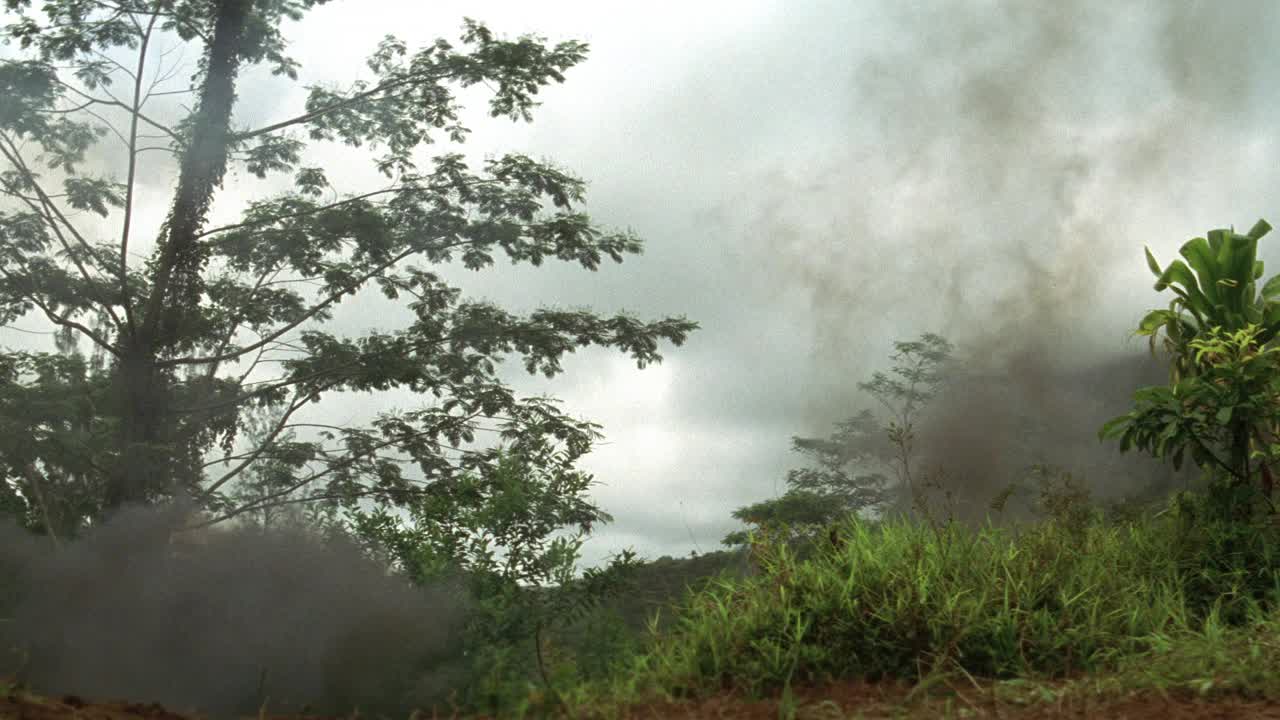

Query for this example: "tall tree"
[723,333,952,558]
[0,1,696,544]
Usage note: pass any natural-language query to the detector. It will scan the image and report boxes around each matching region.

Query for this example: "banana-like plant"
[1103,219,1280,516]
[1138,218,1280,382]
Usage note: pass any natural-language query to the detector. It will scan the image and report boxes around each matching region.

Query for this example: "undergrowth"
[7,480,1280,719]
[531,485,1280,719]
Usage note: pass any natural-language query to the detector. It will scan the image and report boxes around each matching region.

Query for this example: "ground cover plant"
[548,489,1280,719]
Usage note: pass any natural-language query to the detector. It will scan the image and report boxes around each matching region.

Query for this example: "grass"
[508,490,1280,719]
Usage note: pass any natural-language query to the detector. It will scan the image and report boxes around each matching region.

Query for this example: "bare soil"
[4,675,1279,719]
[583,676,1280,719]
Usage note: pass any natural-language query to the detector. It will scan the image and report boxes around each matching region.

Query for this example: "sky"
[6,0,1280,573]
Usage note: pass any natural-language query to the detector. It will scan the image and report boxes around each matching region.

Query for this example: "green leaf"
[1215,406,1233,424]
[1247,218,1272,240]
[1099,415,1131,440]
[1223,234,1259,313]
[1264,304,1280,330]
[1179,236,1220,305]
[1208,228,1228,258]
[1145,246,1163,278]
[1261,274,1280,302]
[62,176,124,217]
[1155,259,1200,294]
[1136,309,1172,336]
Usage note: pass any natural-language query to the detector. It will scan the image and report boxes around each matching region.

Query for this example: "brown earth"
[4,675,1280,720]
[577,676,1280,719]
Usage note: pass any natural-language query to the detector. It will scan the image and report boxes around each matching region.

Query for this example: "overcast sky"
[6,1,1280,572]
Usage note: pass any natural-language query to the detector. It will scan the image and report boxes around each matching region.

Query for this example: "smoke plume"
[727,0,1277,513]
[0,503,476,719]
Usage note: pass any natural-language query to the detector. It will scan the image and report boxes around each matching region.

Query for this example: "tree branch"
[0,132,126,332]
[22,462,62,549]
[164,311,559,417]
[200,383,330,496]
[51,77,182,144]
[192,410,484,528]
[230,69,446,143]
[91,48,137,82]
[199,259,287,384]
[0,262,122,359]
[157,238,456,369]
[119,8,162,336]
[194,178,502,239]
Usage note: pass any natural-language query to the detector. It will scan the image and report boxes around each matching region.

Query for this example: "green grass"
[523,492,1280,719]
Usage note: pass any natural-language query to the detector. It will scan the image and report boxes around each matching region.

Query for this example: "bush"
[586,497,1280,703]
[1161,489,1280,624]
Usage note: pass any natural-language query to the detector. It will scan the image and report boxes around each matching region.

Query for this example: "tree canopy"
[0,1,696,556]
[722,333,952,555]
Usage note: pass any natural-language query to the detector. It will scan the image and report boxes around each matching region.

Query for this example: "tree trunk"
[109,0,254,511]
[106,339,170,509]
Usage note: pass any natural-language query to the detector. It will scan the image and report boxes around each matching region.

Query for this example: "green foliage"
[723,334,952,554]
[1105,218,1280,518]
[1136,219,1280,384]
[0,5,693,716]
[1102,323,1280,517]
[722,485,867,553]
[1159,489,1280,622]
[986,465,1098,538]
[564,500,1280,713]
[555,605,644,684]
[0,336,115,539]
[859,333,953,496]
[0,0,694,521]
[343,450,641,714]
[1111,605,1280,701]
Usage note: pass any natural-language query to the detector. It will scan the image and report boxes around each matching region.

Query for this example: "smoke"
[0,503,477,719]
[910,350,1197,522]
[723,0,1279,512]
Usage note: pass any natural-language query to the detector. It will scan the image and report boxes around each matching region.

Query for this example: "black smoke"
[909,349,1200,522]
[724,0,1276,516]
[0,502,477,719]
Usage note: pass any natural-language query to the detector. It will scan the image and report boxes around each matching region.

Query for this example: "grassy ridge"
[542,491,1280,718]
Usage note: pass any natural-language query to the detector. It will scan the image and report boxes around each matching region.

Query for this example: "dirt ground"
[597,677,1280,719]
[4,675,1280,720]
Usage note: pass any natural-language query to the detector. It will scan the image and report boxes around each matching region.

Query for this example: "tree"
[857,332,953,498]
[723,333,952,558]
[2,5,695,710]
[0,1,694,537]
[1101,323,1280,519]
[1102,220,1280,518]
